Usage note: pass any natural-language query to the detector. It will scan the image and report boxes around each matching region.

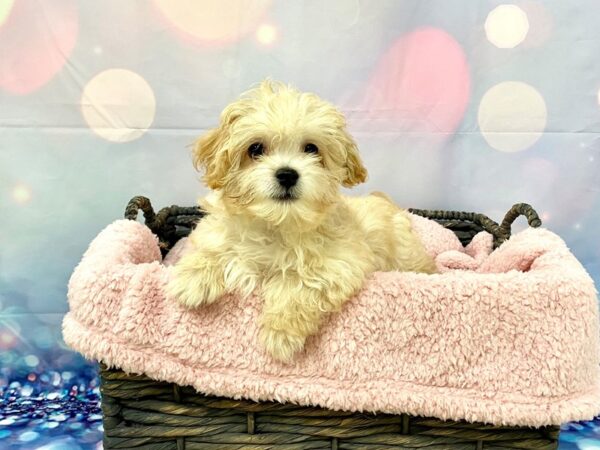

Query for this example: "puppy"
[167,80,436,363]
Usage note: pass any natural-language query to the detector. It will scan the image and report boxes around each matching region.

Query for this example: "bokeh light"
[1,1,599,448]
[362,27,470,135]
[0,0,14,27]
[0,330,18,350]
[18,431,38,442]
[485,4,529,49]
[577,438,600,449]
[478,81,547,152]
[0,0,78,94]
[81,69,156,143]
[0,365,103,448]
[24,355,39,368]
[11,183,32,204]
[154,0,271,46]
[256,23,277,46]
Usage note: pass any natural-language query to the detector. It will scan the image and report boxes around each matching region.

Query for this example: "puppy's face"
[193,80,367,226]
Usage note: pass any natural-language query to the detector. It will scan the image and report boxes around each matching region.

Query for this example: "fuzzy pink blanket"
[63,216,600,426]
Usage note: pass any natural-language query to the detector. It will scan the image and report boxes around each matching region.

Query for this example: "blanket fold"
[63,218,600,426]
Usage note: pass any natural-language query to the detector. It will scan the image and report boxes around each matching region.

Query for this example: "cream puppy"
[167,80,436,363]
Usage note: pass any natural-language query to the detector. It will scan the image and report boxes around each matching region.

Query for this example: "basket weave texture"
[99,197,557,450]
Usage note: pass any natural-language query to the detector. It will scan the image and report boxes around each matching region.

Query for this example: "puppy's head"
[193,80,367,226]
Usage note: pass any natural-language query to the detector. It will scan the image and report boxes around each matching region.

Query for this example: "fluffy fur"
[167,80,436,362]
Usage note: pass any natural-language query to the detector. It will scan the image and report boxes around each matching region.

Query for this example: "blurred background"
[1,0,599,448]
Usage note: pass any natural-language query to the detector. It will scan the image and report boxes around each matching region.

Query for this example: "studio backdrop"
[1,1,599,449]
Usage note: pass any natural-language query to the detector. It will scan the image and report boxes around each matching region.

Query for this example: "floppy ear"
[192,103,242,189]
[342,135,368,187]
[192,128,227,189]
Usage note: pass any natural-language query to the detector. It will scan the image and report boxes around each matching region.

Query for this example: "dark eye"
[248,142,264,159]
[304,143,318,154]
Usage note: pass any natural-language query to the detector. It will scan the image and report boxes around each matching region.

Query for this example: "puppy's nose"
[275,167,299,189]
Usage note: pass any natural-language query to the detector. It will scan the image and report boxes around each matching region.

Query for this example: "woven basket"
[100,196,557,450]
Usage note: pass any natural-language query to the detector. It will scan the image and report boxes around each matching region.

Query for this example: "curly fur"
[167,80,436,362]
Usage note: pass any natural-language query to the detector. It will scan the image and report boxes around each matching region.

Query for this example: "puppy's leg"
[167,251,225,307]
[260,266,366,362]
[259,283,321,363]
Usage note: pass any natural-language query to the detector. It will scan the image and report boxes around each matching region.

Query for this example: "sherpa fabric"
[63,216,600,426]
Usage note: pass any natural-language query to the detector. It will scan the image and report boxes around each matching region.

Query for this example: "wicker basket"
[99,196,557,450]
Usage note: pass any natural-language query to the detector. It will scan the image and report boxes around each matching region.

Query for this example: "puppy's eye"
[248,142,264,159]
[304,143,318,154]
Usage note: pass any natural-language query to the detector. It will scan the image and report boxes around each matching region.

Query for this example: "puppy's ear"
[192,104,242,189]
[328,107,368,187]
[342,135,368,187]
[192,129,226,189]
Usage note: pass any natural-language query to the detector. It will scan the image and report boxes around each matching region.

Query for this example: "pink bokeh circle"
[0,0,78,95]
[361,27,470,135]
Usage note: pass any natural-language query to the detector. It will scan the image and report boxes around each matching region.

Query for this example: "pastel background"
[1,1,599,448]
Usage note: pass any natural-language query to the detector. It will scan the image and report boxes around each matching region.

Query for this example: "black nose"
[275,167,299,189]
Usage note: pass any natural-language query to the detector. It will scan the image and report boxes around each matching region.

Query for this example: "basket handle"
[498,203,542,239]
[124,196,168,235]
[408,203,542,248]
[475,203,542,246]
[124,195,154,220]
[479,203,542,247]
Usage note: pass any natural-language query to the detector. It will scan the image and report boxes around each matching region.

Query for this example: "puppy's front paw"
[260,327,305,363]
[166,268,224,308]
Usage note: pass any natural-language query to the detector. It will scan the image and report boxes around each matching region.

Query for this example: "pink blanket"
[63,216,600,426]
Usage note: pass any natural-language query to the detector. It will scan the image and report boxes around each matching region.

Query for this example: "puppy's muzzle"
[275,167,299,189]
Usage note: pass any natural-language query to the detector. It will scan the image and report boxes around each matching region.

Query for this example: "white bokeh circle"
[485,5,529,49]
[0,0,14,28]
[12,183,32,204]
[478,81,547,152]
[81,69,156,143]
[256,23,277,46]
